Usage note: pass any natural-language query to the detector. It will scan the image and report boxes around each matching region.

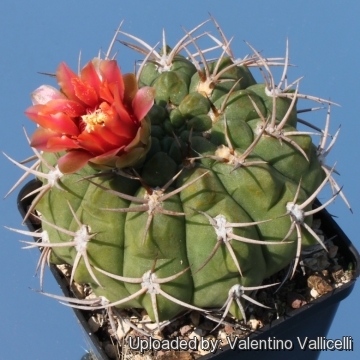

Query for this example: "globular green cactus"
[5,18,350,332]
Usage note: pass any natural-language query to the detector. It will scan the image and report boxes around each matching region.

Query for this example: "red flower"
[26,58,155,174]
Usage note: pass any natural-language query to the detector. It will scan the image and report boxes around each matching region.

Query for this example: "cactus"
[5,17,350,334]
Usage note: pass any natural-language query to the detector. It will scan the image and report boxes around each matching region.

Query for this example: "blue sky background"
[1,1,359,359]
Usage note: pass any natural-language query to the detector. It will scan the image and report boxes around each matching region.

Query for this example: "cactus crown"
[5,16,350,343]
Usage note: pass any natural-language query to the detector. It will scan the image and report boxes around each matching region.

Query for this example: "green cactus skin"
[7,19,348,328]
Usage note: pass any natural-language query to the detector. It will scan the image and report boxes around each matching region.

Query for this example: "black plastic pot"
[18,179,359,360]
[18,180,109,360]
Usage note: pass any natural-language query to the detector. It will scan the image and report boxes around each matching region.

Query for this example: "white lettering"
[211,339,222,353]
[188,337,198,350]
[297,336,309,350]
[226,337,238,350]
[327,339,334,351]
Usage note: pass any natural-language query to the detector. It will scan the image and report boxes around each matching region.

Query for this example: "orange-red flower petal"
[25,105,80,136]
[31,128,80,152]
[31,85,66,105]
[132,87,156,122]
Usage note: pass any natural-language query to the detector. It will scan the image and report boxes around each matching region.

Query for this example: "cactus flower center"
[82,108,109,132]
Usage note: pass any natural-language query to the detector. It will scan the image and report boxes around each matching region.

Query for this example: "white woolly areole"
[99,296,110,306]
[41,230,50,244]
[48,166,63,187]
[265,86,281,97]
[214,214,232,242]
[74,225,91,253]
[141,271,160,294]
[156,55,172,73]
[229,284,244,298]
[286,202,305,224]
[196,78,214,98]
[146,189,163,214]
[215,145,232,159]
